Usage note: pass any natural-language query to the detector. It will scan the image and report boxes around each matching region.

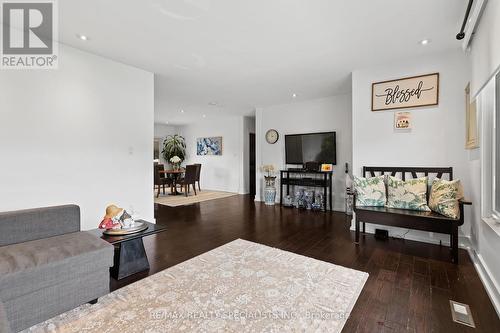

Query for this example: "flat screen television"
[285,132,336,165]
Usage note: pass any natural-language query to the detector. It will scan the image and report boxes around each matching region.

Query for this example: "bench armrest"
[459,199,472,206]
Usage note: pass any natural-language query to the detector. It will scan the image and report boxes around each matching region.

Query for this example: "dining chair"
[177,164,197,197]
[194,163,202,191]
[154,164,171,197]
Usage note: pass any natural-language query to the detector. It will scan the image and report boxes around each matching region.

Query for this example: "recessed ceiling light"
[165,121,169,125]
[208,101,218,106]
[76,34,89,41]
[292,93,297,98]
[180,109,185,113]
[419,39,430,45]
[202,114,206,118]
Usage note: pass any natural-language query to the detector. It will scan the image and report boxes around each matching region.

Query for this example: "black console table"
[279,169,333,211]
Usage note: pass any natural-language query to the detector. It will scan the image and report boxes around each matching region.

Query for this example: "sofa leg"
[88,298,98,305]
[355,217,360,244]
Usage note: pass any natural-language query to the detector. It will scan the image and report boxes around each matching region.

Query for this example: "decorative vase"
[283,195,293,207]
[264,176,277,205]
[304,190,315,210]
[295,188,305,209]
[315,192,325,211]
[173,163,180,171]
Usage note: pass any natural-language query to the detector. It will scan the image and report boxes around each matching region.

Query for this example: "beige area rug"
[154,190,237,207]
[26,239,368,333]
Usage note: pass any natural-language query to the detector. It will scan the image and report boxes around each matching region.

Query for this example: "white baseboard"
[466,245,500,317]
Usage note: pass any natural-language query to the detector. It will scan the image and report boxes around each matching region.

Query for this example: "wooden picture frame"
[372,73,439,111]
[465,83,479,149]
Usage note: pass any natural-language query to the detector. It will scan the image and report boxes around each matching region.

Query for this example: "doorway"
[249,133,256,197]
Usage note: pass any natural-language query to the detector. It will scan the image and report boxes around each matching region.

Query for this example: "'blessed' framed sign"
[372,73,439,111]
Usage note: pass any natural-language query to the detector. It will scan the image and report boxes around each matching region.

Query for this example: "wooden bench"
[353,167,471,263]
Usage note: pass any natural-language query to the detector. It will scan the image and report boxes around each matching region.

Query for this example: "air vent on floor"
[450,300,476,328]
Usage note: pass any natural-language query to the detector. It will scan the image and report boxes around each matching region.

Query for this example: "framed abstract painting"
[197,137,223,155]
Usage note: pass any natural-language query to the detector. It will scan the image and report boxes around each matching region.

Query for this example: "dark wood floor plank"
[413,258,430,276]
[429,259,450,290]
[108,196,499,332]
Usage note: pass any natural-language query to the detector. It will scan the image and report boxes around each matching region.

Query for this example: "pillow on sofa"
[386,176,431,211]
[353,175,386,207]
[429,178,464,219]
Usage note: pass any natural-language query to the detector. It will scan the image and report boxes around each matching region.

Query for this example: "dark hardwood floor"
[111,195,500,332]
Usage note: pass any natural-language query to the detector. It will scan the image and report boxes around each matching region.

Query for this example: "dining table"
[159,168,185,195]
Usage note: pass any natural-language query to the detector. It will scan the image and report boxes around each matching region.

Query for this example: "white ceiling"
[58,0,467,124]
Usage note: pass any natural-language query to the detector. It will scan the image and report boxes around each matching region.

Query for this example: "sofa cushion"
[0,231,113,301]
[0,205,80,246]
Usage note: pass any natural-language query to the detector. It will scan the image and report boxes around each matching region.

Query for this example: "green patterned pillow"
[386,176,430,211]
[429,178,463,219]
[353,175,386,207]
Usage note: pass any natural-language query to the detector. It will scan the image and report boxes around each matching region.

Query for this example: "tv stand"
[279,169,333,211]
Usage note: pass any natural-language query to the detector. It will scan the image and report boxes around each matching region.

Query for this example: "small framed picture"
[394,111,412,129]
[321,164,333,172]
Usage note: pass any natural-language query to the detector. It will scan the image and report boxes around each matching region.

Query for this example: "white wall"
[470,0,500,97]
[352,50,472,244]
[177,115,247,193]
[467,1,500,314]
[154,123,177,138]
[255,94,352,211]
[154,123,178,165]
[0,44,154,230]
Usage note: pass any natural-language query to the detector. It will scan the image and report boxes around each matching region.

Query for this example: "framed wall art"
[465,83,479,149]
[372,73,439,111]
[394,111,412,130]
[196,137,223,155]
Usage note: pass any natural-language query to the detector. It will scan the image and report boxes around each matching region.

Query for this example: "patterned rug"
[154,190,237,207]
[26,239,368,333]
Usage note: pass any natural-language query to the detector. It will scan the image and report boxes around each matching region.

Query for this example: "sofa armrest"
[0,299,11,333]
[0,205,80,246]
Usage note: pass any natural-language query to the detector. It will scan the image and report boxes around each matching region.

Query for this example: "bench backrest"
[362,166,453,181]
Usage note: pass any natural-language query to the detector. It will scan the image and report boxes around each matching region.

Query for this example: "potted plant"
[162,134,186,167]
[261,165,277,205]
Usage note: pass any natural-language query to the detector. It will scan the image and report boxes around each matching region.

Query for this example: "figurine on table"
[98,204,135,230]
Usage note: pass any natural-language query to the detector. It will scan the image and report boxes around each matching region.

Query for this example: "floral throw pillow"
[429,178,464,219]
[353,175,386,207]
[386,176,430,211]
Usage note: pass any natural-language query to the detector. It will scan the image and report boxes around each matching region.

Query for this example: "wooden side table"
[87,221,167,280]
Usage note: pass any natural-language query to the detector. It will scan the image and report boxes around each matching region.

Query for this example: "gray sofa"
[0,205,114,332]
